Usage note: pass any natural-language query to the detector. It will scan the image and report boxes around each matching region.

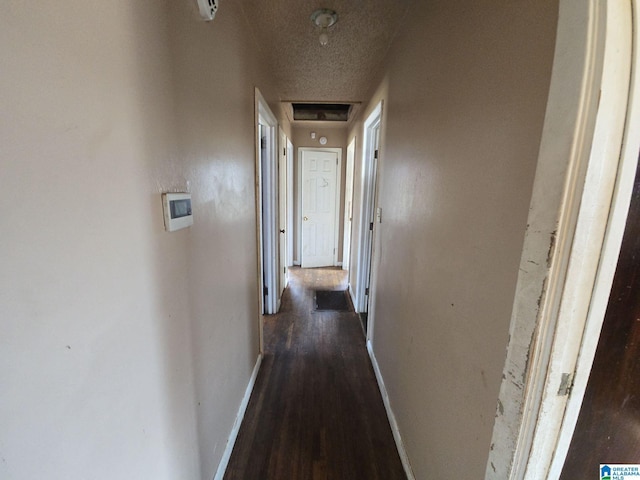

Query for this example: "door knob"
[280,229,285,233]
[303,216,309,221]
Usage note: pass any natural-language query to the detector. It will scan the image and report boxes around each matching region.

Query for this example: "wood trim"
[487,1,637,478]
[343,137,357,275]
[254,89,266,347]
[287,139,295,268]
[548,0,640,474]
[214,354,263,480]
[367,341,415,480]
[348,283,357,308]
[525,1,633,476]
[355,101,382,317]
[256,88,279,317]
[487,0,605,477]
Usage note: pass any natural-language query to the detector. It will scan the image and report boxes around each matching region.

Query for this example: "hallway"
[1,1,580,478]
[224,268,406,479]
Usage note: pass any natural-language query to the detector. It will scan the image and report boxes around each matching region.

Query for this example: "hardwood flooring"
[223,267,407,480]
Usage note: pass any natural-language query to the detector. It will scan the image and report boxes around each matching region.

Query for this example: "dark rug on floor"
[315,290,351,311]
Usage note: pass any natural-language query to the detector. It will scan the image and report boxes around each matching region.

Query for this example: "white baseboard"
[348,284,357,310]
[294,260,301,266]
[213,354,263,480]
[367,341,415,480]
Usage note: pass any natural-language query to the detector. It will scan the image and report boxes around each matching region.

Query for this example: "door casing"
[487,0,640,477]
[355,101,382,341]
[255,88,279,326]
[287,138,295,268]
[278,127,289,295]
[343,137,356,275]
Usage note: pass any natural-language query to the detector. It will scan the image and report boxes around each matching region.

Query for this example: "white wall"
[0,1,280,478]
[349,1,559,478]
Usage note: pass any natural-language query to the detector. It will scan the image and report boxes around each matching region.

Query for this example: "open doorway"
[355,102,382,339]
[342,137,356,275]
[255,89,279,318]
[278,128,291,296]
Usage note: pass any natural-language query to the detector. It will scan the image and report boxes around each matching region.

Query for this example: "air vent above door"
[292,103,352,122]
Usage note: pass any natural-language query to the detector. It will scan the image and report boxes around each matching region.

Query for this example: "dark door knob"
[280,229,285,234]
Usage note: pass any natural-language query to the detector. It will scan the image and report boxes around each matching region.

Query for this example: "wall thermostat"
[196,0,218,21]
[162,193,193,232]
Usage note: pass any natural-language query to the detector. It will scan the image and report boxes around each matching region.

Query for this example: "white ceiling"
[239,0,411,108]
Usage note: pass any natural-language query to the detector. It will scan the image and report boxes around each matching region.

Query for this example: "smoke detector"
[196,0,218,21]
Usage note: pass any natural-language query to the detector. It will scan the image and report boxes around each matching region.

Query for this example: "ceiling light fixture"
[311,9,338,47]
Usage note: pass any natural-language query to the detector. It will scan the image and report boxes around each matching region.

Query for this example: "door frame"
[343,137,356,275]
[278,127,289,294]
[355,101,382,334]
[546,0,640,475]
[297,147,343,268]
[255,88,279,324]
[487,0,640,477]
[287,138,295,268]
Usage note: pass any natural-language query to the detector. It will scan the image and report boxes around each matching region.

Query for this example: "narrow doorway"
[256,89,280,318]
[355,102,382,338]
[278,128,290,296]
[342,137,356,274]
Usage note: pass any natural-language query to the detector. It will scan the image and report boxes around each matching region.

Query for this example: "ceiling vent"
[292,103,352,122]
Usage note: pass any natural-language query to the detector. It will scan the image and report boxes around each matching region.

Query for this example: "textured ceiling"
[239,0,410,107]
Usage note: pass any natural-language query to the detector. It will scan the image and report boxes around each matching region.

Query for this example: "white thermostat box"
[162,193,193,232]
[196,0,218,21]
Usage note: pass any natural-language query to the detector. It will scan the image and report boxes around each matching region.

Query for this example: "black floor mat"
[314,290,351,311]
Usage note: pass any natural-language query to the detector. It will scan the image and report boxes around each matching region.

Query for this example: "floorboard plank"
[223,267,406,480]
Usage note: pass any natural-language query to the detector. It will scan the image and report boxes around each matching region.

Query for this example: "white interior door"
[342,138,356,271]
[356,101,382,327]
[278,128,288,295]
[301,149,340,268]
[256,89,279,316]
[361,126,379,314]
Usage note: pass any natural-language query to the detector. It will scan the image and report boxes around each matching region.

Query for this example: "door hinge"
[557,372,575,396]
[369,222,374,231]
[284,147,286,156]
[261,136,267,149]
[365,287,370,296]
[263,286,268,297]
[284,266,287,274]
[374,149,379,159]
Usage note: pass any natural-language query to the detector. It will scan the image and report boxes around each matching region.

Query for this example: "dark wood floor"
[224,267,407,480]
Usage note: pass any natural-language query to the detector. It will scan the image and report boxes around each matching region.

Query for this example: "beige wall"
[0,1,283,479]
[1,0,560,477]
[349,1,559,478]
